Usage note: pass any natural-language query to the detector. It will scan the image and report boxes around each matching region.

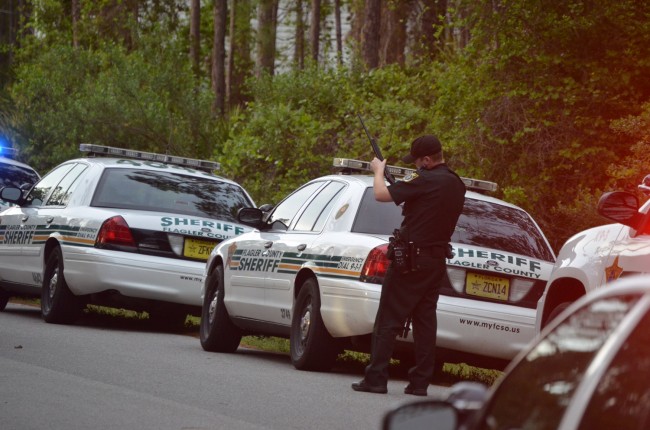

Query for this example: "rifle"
[357,114,396,184]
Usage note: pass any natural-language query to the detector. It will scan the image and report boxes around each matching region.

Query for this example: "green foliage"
[222,64,445,204]
[8,32,224,174]
[430,0,650,250]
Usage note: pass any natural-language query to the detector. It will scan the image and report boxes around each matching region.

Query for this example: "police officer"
[351,134,466,396]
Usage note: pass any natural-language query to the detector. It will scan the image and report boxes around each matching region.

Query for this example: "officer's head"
[402,135,443,168]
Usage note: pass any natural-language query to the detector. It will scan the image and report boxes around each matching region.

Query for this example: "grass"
[10,299,503,386]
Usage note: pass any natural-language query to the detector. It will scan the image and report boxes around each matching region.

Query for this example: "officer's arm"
[370,158,393,202]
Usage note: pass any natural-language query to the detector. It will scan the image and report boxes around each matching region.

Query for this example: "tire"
[290,278,340,371]
[41,247,84,324]
[200,265,242,352]
[0,291,9,311]
[545,301,572,327]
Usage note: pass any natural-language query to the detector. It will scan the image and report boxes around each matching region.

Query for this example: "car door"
[0,163,78,288]
[226,181,326,321]
[264,180,347,326]
[21,162,89,287]
[476,292,641,430]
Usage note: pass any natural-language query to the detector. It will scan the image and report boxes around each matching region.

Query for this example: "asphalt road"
[0,303,451,430]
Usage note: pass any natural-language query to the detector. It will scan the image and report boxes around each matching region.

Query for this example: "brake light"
[96,216,137,249]
[360,244,390,284]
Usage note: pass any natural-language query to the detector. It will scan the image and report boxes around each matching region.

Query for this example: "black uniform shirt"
[387,163,466,245]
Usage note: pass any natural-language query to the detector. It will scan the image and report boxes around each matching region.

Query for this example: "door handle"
[46,217,54,224]
[264,241,273,249]
[21,216,29,222]
[297,244,306,252]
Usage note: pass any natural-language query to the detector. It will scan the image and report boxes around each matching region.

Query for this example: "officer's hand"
[370,157,387,174]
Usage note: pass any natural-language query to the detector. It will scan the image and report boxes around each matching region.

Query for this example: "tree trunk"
[362,0,381,70]
[256,0,278,77]
[380,0,408,65]
[310,0,321,64]
[334,0,342,65]
[294,0,305,69]
[228,0,254,109]
[212,0,228,117]
[190,0,201,78]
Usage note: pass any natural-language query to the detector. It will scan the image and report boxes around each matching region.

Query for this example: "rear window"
[0,160,40,188]
[92,168,254,222]
[352,188,554,261]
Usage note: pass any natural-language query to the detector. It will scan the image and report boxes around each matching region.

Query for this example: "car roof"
[0,156,39,174]
[314,173,523,209]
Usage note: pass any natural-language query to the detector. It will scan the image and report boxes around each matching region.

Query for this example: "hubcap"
[208,291,218,325]
[300,304,312,342]
[48,268,59,299]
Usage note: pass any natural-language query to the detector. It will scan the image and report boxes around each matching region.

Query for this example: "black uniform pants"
[363,256,446,388]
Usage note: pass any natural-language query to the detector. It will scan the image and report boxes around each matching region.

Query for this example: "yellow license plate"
[465,273,510,301]
[183,238,216,260]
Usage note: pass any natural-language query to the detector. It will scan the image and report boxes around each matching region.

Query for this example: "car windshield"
[91,168,253,222]
[0,160,39,188]
[352,188,554,261]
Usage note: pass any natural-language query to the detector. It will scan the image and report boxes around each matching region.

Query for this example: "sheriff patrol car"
[536,174,650,332]
[199,158,556,373]
[0,144,254,325]
[0,146,40,212]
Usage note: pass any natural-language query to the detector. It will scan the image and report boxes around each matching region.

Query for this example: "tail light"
[96,215,137,250]
[360,244,390,284]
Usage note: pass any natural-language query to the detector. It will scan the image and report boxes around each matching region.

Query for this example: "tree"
[256,0,279,77]
[362,0,381,69]
[294,0,305,69]
[310,0,321,63]
[227,0,254,109]
[211,0,227,116]
[189,0,200,78]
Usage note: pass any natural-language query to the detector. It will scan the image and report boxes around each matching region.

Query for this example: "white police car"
[536,174,650,331]
[199,158,556,372]
[0,144,254,326]
[0,147,40,213]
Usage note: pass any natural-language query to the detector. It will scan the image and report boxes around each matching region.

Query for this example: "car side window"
[480,294,640,430]
[578,308,650,430]
[46,163,88,207]
[266,182,324,230]
[294,182,345,232]
[25,163,77,207]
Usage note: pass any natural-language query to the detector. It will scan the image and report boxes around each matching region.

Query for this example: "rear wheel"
[200,265,242,352]
[41,247,84,324]
[290,278,340,371]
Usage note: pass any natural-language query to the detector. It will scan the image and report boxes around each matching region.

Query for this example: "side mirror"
[0,186,24,204]
[381,400,459,430]
[597,191,641,228]
[237,207,264,228]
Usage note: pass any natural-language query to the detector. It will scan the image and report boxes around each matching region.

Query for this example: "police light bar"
[0,147,19,159]
[332,157,498,193]
[79,144,220,172]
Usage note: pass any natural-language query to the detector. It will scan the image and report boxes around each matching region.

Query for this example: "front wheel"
[41,247,84,324]
[290,278,340,371]
[545,301,573,328]
[200,265,242,352]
